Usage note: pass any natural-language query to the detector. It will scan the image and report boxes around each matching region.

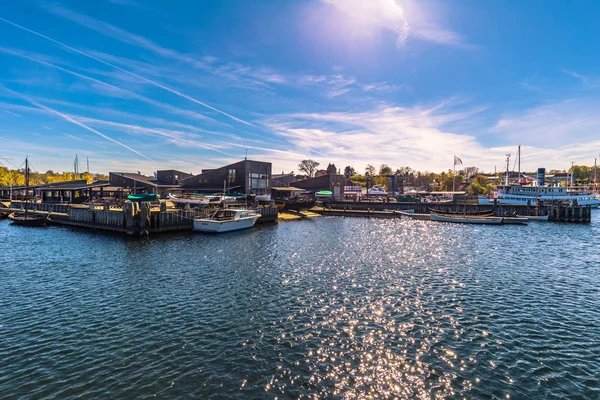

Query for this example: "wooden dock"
[7,201,278,235]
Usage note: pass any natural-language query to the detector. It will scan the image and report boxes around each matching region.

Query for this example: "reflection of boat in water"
[193,209,260,233]
[9,212,48,227]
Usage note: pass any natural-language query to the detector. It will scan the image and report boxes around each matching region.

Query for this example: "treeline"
[339,163,493,195]
[0,166,108,187]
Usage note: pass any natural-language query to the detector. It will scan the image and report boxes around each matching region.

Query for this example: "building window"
[228,169,236,183]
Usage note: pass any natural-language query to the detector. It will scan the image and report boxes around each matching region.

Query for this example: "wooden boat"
[9,212,48,227]
[9,158,48,227]
[193,209,260,233]
[0,211,8,220]
[429,208,494,216]
[274,197,315,211]
[430,211,505,225]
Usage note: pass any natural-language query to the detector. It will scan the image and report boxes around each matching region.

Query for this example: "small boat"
[255,194,271,202]
[127,193,160,202]
[9,212,48,227]
[274,195,315,211]
[430,211,505,225]
[9,157,47,227]
[364,185,387,197]
[193,209,260,233]
[0,211,8,220]
[523,214,549,221]
[429,208,494,216]
[168,193,210,208]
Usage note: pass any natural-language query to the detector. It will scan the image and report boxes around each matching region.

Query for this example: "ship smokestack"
[537,168,546,186]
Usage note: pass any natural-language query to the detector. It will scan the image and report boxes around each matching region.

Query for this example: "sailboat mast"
[25,157,29,216]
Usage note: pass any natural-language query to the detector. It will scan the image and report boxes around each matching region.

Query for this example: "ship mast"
[505,153,511,186]
[517,145,521,183]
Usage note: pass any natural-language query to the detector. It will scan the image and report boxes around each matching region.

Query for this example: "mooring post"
[123,201,135,234]
[140,202,151,236]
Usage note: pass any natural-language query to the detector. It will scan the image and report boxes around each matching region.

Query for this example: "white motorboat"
[255,194,271,202]
[193,209,260,233]
[364,185,387,196]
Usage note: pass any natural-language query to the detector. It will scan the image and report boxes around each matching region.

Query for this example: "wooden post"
[140,202,151,236]
[123,201,135,235]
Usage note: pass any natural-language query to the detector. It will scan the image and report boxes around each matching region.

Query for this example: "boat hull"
[8,213,47,227]
[193,216,258,233]
[524,215,549,221]
[430,212,504,225]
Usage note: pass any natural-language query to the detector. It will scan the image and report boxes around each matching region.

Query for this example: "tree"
[365,164,376,177]
[343,166,356,178]
[379,164,393,176]
[298,159,320,178]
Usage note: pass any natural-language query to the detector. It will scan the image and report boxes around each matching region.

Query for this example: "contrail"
[0,47,225,126]
[0,16,256,127]
[0,84,152,160]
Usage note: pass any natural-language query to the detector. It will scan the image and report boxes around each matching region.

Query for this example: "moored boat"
[9,212,48,227]
[523,214,549,221]
[430,211,505,225]
[193,209,260,233]
[128,193,160,202]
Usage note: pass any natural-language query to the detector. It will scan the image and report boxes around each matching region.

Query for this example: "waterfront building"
[179,160,272,196]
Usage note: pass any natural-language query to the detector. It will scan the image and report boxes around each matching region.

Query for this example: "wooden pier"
[7,201,278,235]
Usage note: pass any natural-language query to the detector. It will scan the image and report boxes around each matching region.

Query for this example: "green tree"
[365,164,376,177]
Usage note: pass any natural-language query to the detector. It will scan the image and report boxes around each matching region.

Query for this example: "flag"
[454,155,463,166]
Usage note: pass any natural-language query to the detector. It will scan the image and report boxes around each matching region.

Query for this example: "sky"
[1,0,600,176]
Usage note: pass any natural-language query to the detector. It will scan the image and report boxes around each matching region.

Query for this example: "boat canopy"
[316,190,333,196]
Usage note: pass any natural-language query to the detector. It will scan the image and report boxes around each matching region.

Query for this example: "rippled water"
[1,212,600,399]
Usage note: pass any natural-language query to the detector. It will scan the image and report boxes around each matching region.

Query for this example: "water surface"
[1,213,599,398]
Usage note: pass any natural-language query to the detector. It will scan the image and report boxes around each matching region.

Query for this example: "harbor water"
[1,213,599,399]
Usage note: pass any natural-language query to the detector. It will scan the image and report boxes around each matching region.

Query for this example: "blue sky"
[1,0,600,175]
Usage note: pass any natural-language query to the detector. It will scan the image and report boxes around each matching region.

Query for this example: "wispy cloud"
[321,0,467,48]
[561,68,589,85]
[0,84,152,160]
[3,109,21,117]
[0,16,255,127]
[519,81,542,92]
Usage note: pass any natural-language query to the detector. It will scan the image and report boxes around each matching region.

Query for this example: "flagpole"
[453,156,456,192]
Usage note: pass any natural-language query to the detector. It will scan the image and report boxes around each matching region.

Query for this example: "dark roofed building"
[179,160,271,195]
[272,173,298,187]
[110,172,158,194]
[293,172,345,199]
[156,170,193,185]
